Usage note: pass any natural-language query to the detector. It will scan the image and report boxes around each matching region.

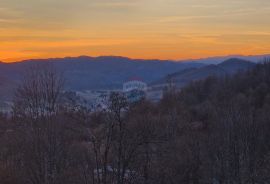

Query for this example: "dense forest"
[0,61,269,184]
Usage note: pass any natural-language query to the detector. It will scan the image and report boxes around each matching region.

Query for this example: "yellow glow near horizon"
[0,0,270,62]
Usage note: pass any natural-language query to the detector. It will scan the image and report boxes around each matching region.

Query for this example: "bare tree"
[12,63,64,122]
[11,63,69,184]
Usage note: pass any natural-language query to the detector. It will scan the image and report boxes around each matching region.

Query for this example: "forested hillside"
[0,61,269,184]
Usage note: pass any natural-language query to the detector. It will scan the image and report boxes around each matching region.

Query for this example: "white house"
[123,78,147,92]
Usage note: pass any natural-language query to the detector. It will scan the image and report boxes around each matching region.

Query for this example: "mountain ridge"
[0,56,204,101]
[2,53,269,64]
[151,58,256,88]
[181,54,270,64]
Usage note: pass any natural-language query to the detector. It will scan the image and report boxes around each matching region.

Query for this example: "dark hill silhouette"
[151,58,255,88]
[218,58,256,74]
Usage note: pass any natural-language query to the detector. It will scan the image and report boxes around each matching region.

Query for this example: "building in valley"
[123,77,147,103]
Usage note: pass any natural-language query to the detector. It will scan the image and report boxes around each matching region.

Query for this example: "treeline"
[0,61,269,184]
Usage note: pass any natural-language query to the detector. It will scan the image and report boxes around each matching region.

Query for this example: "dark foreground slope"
[157,61,270,183]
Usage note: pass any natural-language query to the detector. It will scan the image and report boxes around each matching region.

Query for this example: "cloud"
[0,18,16,23]
[158,15,215,23]
[0,36,76,42]
[91,1,140,8]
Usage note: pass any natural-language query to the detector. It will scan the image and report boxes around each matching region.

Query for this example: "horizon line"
[1,53,270,64]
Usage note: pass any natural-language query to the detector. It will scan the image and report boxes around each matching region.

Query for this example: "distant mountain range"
[151,58,256,88]
[181,54,270,64]
[0,56,203,101]
[0,55,265,102]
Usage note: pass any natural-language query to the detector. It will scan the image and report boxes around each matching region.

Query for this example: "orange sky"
[0,0,270,62]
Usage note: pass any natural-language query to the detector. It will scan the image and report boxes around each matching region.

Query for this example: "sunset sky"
[0,0,270,62]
